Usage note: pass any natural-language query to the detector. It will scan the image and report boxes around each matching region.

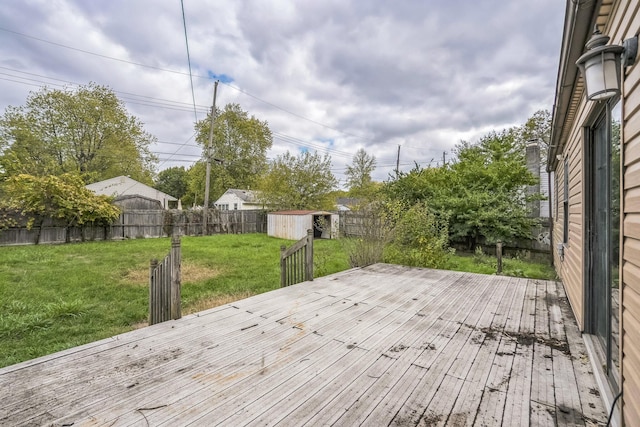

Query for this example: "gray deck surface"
[0,264,608,426]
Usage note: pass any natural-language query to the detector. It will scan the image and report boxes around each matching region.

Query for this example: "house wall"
[617,0,640,423]
[215,193,244,210]
[552,0,640,423]
[214,192,261,210]
[553,87,589,328]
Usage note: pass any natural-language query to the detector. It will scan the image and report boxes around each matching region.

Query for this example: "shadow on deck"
[0,264,607,426]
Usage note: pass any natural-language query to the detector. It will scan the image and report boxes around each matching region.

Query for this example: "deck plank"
[530,279,557,426]
[501,278,537,427]
[0,264,609,427]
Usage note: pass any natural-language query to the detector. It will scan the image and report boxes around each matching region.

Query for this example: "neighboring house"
[525,141,552,219]
[268,210,339,240]
[214,189,263,210]
[112,195,162,210]
[549,1,640,424]
[86,176,177,209]
[335,197,361,211]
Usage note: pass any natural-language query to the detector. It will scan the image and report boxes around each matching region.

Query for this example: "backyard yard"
[0,234,555,368]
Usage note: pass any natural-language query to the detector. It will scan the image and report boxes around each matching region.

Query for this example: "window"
[234,203,238,210]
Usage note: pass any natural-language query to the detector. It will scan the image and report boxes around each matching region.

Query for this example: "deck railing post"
[170,235,182,320]
[306,229,314,282]
[280,245,287,287]
[496,241,503,274]
[149,259,159,325]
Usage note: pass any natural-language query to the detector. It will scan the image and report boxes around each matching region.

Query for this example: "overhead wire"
[180,0,199,124]
[0,26,447,175]
[0,26,377,144]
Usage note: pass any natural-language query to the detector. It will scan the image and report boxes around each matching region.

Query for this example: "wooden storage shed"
[268,210,338,240]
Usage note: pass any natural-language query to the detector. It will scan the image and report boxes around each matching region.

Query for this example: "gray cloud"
[0,0,565,184]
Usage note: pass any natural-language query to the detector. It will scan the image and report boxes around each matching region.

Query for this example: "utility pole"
[203,81,218,236]
[442,151,447,166]
[395,145,401,176]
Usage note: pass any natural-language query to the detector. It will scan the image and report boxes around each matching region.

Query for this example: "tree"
[518,109,551,164]
[445,132,540,247]
[0,173,120,244]
[155,166,188,200]
[194,103,272,204]
[345,148,377,198]
[184,161,206,207]
[257,151,338,210]
[0,83,157,184]
[520,109,551,145]
[382,130,540,249]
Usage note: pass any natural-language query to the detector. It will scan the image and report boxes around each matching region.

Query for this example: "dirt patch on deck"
[462,324,571,356]
[124,261,223,285]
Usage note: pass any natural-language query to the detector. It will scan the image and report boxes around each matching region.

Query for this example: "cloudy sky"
[0,0,566,187]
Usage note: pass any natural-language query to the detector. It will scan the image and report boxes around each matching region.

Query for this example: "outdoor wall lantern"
[576,26,638,101]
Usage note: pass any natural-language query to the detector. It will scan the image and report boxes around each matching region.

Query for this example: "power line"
[180,0,199,124]
[0,26,375,144]
[0,69,210,114]
[0,27,192,77]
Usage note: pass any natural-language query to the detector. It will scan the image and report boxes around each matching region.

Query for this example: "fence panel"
[0,209,268,246]
[149,236,181,325]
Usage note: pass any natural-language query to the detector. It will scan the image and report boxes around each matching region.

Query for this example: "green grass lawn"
[0,234,556,368]
[0,234,349,368]
[445,251,557,280]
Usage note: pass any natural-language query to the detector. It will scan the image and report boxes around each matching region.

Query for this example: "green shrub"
[384,202,453,269]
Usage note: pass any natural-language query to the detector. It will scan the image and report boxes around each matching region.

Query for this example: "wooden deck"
[0,264,608,426]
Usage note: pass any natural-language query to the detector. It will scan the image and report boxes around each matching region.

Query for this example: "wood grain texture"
[0,264,608,426]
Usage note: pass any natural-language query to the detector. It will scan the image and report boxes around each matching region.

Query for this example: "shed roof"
[270,210,334,215]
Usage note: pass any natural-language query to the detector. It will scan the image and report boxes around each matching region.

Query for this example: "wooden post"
[496,241,503,274]
[149,259,158,325]
[280,245,287,287]
[170,235,181,320]
[306,229,314,282]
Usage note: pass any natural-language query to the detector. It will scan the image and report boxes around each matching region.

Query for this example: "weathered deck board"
[0,264,608,426]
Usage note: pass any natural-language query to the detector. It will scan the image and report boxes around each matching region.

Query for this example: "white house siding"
[214,189,262,211]
[540,167,551,218]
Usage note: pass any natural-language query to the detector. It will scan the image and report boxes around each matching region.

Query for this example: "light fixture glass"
[576,28,623,101]
[582,51,621,100]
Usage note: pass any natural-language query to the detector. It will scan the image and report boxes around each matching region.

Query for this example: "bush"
[340,205,391,267]
[384,202,453,269]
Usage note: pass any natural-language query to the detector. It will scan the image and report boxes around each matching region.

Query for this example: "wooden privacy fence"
[149,236,181,325]
[0,209,268,246]
[280,229,314,287]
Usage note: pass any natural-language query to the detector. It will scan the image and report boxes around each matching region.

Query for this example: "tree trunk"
[34,218,45,245]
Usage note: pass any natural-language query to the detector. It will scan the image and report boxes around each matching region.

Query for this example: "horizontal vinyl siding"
[562,94,588,329]
[621,1,640,423]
